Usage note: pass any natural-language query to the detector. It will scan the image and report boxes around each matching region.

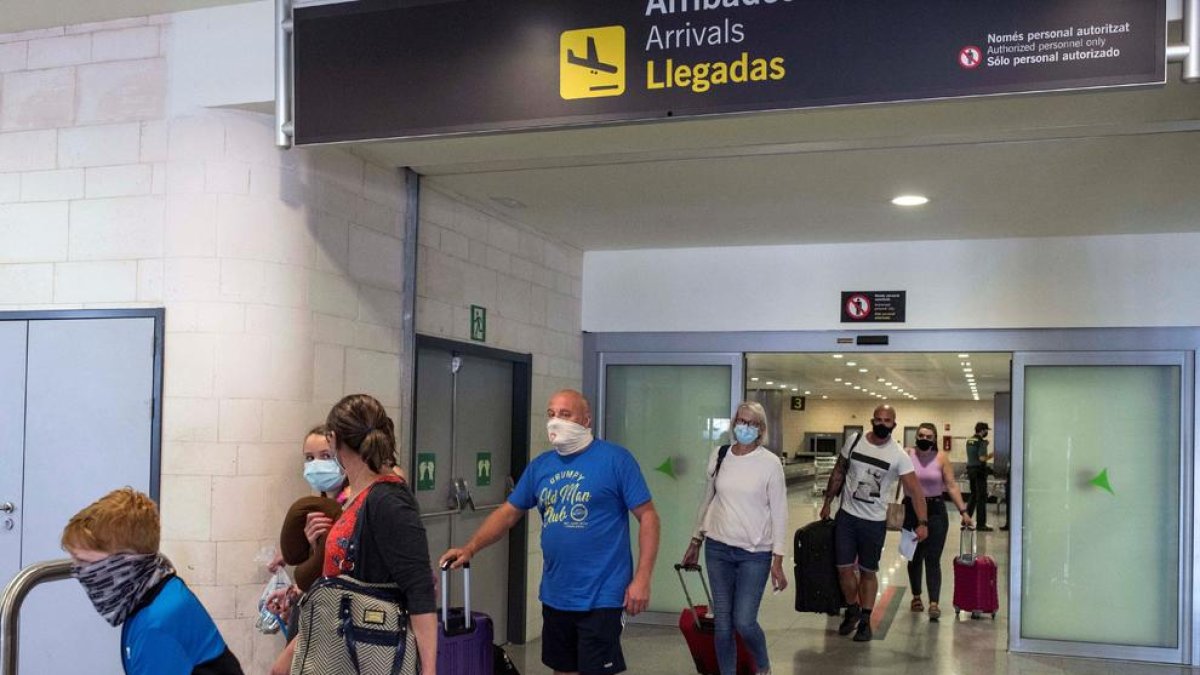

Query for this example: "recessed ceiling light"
[766,381,773,385]
[963,368,973,373]
[846,362,857,367]
[804,390,811,395]
[835,378,843,382]
[792,387,799,392]
[779,384,788,389]
[832,354,844,359]
[821,395,828,400]
[750,377,759,381]
[958,353,970,358]
[892,194,929,207]
[844,382,853,386]
[853,386,861,390]
[882,396,888,400]
[877,377,885,382]
[859,368,869,373]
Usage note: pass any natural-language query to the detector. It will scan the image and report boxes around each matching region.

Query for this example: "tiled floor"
[506,486,1194,674]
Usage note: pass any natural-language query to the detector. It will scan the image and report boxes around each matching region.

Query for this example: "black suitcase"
[793,518,844,615]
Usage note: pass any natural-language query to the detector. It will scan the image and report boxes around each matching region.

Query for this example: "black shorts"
[834,510,887,573]
[541,605,626,675]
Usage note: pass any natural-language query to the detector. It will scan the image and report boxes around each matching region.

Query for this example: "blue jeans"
[705,538,771,675]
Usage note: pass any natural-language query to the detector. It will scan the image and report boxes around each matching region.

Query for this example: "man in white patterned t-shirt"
[819,405,929,642]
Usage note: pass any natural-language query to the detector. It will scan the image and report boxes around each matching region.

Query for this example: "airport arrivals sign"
[292,0,1166,145]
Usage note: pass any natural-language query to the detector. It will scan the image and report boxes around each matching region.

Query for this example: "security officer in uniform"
[965,422,993,532]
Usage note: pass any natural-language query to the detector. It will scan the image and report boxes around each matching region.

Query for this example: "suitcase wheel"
[970,611,981,620]
[991,613,997,619]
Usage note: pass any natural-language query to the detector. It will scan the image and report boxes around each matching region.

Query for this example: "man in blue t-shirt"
[441,389,660,675]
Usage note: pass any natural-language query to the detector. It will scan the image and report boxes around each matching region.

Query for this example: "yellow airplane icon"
[560,26,625,99]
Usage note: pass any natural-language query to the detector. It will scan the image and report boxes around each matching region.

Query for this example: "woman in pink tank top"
[902,422,972,621]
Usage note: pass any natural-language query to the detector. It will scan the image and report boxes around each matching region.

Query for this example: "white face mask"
[547,418,593,456]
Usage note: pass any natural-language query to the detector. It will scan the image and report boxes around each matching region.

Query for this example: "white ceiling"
[357,64,1200,251]
[0,0,256,33]
[746,352,1010,403]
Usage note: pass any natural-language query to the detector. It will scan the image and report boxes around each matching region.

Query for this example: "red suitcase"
[436,563,494,675]
[675,564,757,675]
[952,528,999,619]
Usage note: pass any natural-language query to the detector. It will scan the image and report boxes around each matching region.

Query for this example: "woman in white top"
[681,401,788,675]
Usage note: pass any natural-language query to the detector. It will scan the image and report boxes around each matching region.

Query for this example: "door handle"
[454,478,476,511]
[0,502,14,514]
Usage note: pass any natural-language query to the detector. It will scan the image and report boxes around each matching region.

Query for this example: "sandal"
[910,597,924,612]
[928,603,941,621]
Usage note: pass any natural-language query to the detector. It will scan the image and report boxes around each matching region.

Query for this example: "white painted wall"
[417,182,584,639]
[0,4,586,660]
[165,0,274,115]
[582,232,1200,332]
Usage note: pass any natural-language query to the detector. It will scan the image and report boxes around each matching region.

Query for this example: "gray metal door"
[13,317,157,675]
[413,343,518,642]
[0,322,27,586]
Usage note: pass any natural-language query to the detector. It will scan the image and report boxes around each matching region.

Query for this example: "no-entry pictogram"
[845,294,872,320]
[841,290,906,323]
[958,45,982,69]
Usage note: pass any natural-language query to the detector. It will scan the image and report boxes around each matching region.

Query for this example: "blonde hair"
[61,488,160,555]
[733,401,770,446]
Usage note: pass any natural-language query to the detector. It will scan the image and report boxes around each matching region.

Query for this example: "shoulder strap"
[847,433,863,456]
[713,444,731,478]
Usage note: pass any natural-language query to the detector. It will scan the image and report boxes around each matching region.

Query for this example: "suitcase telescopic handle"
[673,563,713,629]
[959,526,977,563]
[440,558,472,629]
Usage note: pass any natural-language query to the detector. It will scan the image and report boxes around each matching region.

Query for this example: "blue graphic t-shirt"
[508,438,652,611]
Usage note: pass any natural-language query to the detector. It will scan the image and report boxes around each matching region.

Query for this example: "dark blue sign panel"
[293,0,1166,144]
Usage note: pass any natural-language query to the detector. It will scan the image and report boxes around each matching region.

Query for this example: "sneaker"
[928,603,941,621]
[838,608,861,636]
[853,621,873,642]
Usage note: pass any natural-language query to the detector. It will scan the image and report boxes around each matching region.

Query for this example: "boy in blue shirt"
[441,389,660,675]
[61,488,243,675]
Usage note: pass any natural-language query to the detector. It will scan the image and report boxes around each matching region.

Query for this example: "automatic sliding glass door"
[1011,351,1193,663]
[598,352,742,615]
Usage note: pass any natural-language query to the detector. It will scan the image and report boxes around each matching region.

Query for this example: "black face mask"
[980,431,989,439]
[916,439,934,451]
[872,423,893,438]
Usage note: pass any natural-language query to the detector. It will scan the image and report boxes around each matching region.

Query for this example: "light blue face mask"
[304,458,345,493]
[733,423,759,445]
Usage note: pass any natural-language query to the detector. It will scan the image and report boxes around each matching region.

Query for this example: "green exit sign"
[470,305,486,342]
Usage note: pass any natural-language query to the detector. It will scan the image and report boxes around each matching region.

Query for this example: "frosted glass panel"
[605,365,732,613]
[1021,365,1180,647]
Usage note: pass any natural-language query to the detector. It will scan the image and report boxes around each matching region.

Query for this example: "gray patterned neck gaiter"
[72,553,176,626]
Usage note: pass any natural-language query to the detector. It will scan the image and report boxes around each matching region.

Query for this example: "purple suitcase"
[436,563,493,675]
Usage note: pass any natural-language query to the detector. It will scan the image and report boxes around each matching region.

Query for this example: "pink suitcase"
[952,528,999,619]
